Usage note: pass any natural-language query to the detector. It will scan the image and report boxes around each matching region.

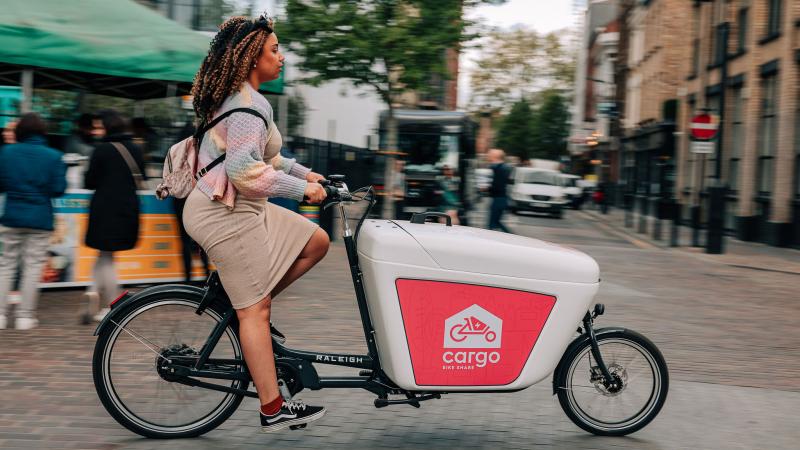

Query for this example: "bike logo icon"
[443,304,502,348]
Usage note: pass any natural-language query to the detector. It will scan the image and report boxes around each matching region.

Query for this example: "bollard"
[637,197,648,234]
[691,205,702,247]
[670,202,680,247]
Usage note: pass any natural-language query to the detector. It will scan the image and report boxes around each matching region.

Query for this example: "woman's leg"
[236,296,278,405]
[270,228,330,299]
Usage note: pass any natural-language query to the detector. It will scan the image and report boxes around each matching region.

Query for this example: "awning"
[0,0,283,98]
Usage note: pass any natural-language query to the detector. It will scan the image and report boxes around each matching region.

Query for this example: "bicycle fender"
[93,284,205,336]
[551,326,628,395]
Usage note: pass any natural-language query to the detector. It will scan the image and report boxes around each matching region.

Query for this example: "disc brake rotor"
[590,363,628,396]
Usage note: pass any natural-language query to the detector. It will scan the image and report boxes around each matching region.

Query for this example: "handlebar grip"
[323,185,338,200]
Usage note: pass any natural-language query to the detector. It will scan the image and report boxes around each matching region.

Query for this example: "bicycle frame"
[161,194,437,406]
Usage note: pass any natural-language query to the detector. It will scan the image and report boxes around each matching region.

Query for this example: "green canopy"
[0,0,283,98]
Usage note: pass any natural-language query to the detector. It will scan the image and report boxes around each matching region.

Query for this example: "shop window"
[729,86,746,190]
[766,0,782,38]
[758,74,778,193]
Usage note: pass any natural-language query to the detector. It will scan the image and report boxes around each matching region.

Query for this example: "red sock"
[260,396,283,416]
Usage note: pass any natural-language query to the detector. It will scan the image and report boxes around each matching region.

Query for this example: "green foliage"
[281,0,499,106]
[495,90,569,161]
[495,98,535,159]
[287,92,306,136]
[530,89,569,160]
[470,28,575,111]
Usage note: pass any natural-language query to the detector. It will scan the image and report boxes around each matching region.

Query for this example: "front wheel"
[92,289,247,439]
[555,329,668,436]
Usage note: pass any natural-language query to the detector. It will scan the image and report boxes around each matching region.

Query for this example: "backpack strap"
[194,107,270,180]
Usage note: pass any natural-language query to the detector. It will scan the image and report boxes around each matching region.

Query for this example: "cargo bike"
[92,176,668,438]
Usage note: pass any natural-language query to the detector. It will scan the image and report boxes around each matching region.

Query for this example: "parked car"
[509,168,569,218]
[558,173,584,209]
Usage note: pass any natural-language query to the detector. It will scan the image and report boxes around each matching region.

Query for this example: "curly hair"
[191,15,274,124]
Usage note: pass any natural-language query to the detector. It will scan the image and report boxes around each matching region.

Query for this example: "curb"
[579,210,800,276]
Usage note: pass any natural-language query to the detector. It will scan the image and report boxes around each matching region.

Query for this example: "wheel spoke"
[100,298,244,436]
[559,335,666,435]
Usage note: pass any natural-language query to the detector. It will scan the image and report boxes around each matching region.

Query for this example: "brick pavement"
[0,210,798,449]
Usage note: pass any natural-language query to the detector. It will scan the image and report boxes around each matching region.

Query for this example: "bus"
[378,109,477,223]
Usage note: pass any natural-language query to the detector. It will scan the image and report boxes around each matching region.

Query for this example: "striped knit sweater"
[195,83,309,208]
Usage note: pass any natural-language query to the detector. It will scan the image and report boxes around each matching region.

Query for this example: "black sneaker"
[270,322,286,344]
[260,400,325,433]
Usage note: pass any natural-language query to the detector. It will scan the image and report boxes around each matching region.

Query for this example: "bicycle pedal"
[289,424,307,430]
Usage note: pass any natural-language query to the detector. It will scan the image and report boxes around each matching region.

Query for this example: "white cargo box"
[357,220,600,391]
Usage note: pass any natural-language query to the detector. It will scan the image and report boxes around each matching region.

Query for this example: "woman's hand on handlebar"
[305,171,325,183]
[304,182,327,204]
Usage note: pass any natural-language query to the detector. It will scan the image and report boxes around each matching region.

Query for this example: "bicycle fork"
[581,304,617,389]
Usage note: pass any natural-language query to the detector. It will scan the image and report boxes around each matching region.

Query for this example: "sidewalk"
[579,206,800,275]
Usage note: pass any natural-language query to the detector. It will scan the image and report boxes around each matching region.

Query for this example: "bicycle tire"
[92,289,247,439]
[555,328,669,436]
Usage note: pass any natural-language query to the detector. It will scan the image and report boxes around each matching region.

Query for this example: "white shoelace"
[283,400,308,413]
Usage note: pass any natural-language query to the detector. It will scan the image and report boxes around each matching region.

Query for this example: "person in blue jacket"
[0,113,67,330]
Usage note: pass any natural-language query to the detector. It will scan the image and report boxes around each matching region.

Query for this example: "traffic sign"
[690,141,715,154]
[690,114,718,140]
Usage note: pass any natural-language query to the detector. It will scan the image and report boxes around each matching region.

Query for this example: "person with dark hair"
[131,117,160,162]
[0,113,67,330]
[64,113,104,157]
[486,148,512,232]
[183,14,328,432]
[83,109,146,321]
[438,165,461,225]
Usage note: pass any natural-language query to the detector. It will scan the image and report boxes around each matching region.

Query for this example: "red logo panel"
[396,279,556,386]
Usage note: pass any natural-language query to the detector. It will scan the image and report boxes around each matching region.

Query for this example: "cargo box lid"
[391,221,599,283]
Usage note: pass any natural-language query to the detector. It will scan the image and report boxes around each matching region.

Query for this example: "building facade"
[678,0,799,246]
[618,0,692,232]
[570,0,620,179]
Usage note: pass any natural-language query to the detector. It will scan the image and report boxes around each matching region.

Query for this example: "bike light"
[110,290,129,308]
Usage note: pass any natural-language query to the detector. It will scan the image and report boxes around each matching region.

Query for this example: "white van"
[509,168,569,218]
[558,173,584,209]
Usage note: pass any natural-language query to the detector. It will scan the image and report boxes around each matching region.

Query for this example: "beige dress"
[184,125,318,310]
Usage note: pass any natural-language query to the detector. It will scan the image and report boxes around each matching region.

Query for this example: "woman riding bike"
[183,14,329,432]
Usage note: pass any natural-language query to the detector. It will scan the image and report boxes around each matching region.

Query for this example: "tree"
[287,92,306,136]
[530,89,570,160]
[469,27,575,112]
[495,98,535,160]
[281,0,503,216]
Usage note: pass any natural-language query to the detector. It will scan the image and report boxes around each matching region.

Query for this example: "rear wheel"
[555,329,668,436]
[92,290,247,439]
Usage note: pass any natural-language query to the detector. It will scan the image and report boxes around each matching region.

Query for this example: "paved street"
[1,203,799,449]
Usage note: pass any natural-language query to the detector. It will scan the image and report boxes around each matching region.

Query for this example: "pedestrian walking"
[486,148,512,232]
[183,14,329,431]
[82,110,146,322]
[63,113,104,157]
[0,119,23,307]
[0,113,67,329]
[439,165,460,225]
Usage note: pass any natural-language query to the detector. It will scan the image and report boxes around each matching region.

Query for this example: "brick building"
[618,0,692,232]
[678,0,799,246]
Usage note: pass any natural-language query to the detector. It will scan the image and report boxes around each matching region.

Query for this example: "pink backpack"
[155,108,267,200]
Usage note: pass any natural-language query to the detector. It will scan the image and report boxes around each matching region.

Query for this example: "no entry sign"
[690,114,718,140]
